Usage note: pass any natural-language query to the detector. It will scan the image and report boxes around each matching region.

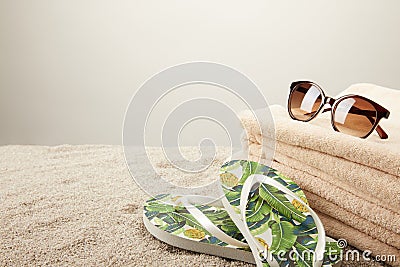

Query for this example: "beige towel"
[276,141,399,210]
[269,159,400,234]
[317,213,400,267]
[274,149,399,214]
[304,191,400,249]
[246,139,399,213]
[239,84,400,177]
[245,140,400,213]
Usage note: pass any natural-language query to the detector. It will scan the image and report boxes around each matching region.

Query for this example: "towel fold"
[304,191,400,249]
[269,158,400,234]
[276,141,400,209]
[274,149,399,214]
[317,213,400,267]
[245,138,400,212]
[246,140,400,213]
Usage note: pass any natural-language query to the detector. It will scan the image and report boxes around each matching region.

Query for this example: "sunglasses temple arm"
[375,125,389,139]
[361,111,388,139]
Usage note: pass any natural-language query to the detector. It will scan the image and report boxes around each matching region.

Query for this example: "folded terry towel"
[270,158,400,234]
[239,83,400,176]
[304,191,400,249]
[245,139,400,213]
[276,141,400,211]
[274,149,399,214]
[317,213,400,267]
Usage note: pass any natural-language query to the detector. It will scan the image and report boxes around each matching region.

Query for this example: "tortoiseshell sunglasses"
[288,81,390,139]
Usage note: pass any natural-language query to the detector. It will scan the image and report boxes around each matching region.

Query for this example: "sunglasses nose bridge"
[320,97,336,114]
[324,97,335,107]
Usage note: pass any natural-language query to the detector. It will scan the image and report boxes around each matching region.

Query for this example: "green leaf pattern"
[143,194,246,248]
[269,220,297,252]
[143,160,342,266]
[259,183,307,223]
[220,160,342,266]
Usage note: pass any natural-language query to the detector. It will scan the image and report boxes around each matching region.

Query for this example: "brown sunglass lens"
[333,97,377,138]
[289,83,323,121]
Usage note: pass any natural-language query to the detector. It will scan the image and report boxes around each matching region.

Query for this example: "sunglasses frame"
[288,81,390,139]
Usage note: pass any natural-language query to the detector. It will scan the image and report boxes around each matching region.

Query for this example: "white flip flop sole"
[145,213,340,265]
[143,213,255,263]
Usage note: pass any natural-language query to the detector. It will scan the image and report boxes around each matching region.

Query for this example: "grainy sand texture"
[0,145,389,266]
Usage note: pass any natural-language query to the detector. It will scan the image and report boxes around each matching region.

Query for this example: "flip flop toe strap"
[175,195,248,248]
[240,174,326,267]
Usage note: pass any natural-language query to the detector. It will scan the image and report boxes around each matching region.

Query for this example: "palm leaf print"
[163,221,186,233]
[223,185,242,207]
[145,202,175,213]
[220,160,241,172]
[144,210,159,220]
[259,183,307,223]
[169,211,212,236]
[239,161,263,184]
[144,194,247,246]
[268,220,297,253]
[248,215,272,235]
[292,236,318,267]
[293,215,317,236]
[246,195,272,223]
[323,241,342,265]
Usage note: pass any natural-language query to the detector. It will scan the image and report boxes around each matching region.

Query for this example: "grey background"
[1,0,399,145]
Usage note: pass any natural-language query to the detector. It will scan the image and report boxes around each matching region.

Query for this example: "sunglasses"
[287,81,390,139]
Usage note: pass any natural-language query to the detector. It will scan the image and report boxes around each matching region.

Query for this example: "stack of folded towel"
[239,83,400,266]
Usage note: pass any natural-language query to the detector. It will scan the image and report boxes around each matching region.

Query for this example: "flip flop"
[219,160,342,267]
[143,193,254,263]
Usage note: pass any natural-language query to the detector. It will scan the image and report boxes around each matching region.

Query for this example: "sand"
[0,145,389,266]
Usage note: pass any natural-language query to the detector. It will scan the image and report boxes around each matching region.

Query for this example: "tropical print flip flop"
[143,194,255,263]
[219,160,342,267]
